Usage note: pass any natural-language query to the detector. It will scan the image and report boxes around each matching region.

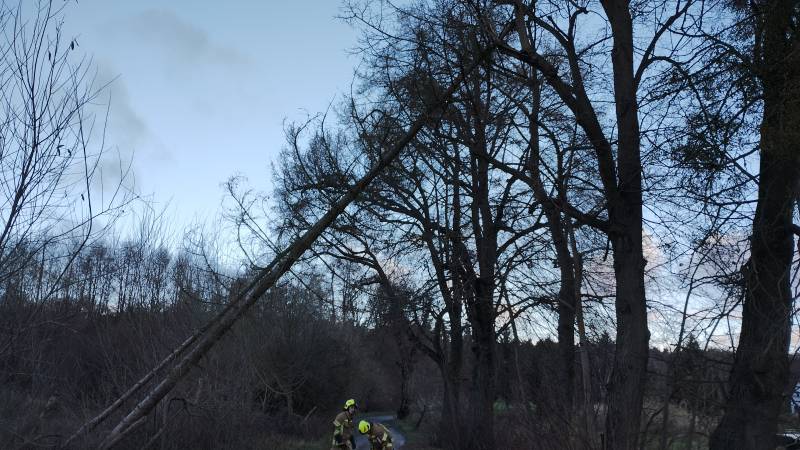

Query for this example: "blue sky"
[62,1,359,235]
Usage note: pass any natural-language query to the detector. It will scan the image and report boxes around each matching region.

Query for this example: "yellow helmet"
[344,399,357,410]
[359,420,370,434]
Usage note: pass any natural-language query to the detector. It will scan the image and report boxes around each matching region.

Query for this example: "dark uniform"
[331,410,356,449]
[366,422,393,450]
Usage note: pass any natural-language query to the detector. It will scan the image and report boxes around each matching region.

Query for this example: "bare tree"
[78,51,483,449]
[0,0,132,361]
[467,1,707,447]
[709,1,800,448]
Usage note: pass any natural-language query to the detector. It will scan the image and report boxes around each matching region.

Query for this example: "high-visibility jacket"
[331,410,355,449]
[366,422,393,450]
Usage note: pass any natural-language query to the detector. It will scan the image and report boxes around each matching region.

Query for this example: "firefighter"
[358,420,394,450]
[331,399,358,450]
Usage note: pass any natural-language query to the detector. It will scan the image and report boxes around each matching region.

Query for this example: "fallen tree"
[64,41,502,450]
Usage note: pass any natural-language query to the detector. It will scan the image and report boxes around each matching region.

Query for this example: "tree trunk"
[440,359,463,450]
[466,276,496,450]
[659,400,670,450]
[710,3,800,448]
[571,224,594,448]
[441,150,466,450]
[397,357,412,420]
[601,1,650,449]
[554,215,578,416]
[687,410,697,450]
[605,238,649,450]
[463,98,497,450]
[526,66,577,417]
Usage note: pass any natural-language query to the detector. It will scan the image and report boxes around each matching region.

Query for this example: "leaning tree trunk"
[83,58,485,449]
[710,2,800,448]
[99,138,413,448]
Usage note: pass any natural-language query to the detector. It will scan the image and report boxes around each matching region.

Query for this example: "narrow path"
[354,414,406,449]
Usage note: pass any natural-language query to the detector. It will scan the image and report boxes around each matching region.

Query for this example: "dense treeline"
[0,236,421,448]
[0,235,618,449]
[0,235,745,449]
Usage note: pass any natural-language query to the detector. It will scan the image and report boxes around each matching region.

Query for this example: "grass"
[254,434,330,450]
[393,413,441,450]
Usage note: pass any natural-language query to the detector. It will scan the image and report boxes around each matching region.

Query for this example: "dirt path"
[354,415,406,449]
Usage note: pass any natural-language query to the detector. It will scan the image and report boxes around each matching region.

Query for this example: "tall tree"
[710,1,800,448]
[476,1,689,446]
[0,0,129,299]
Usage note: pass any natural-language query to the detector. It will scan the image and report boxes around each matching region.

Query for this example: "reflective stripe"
[334,418,343,435]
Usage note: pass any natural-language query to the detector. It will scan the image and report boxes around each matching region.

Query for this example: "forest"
[0,0,798,449]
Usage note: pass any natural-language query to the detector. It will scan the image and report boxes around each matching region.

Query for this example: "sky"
[61,0,359,237]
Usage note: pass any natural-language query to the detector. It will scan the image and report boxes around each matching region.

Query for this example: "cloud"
[90,59,171,197]
[96,60,148,149]
[110,9,248,74]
